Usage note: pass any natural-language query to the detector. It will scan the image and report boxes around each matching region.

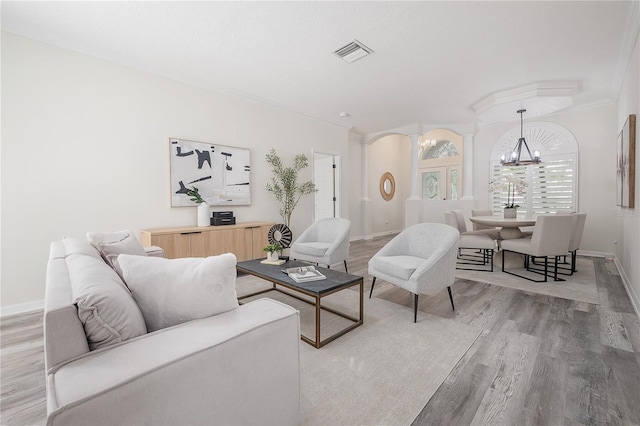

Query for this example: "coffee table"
[236,259,363,348]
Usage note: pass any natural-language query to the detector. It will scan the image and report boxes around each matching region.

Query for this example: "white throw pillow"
[87,230,148,269]
[117,253,239,332]
[68,253,148,350]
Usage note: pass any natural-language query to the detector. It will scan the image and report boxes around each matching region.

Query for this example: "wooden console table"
[140,222,275,261]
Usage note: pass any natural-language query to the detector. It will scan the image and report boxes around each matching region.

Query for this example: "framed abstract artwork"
[617,115,636,208]
[169,138,251,206]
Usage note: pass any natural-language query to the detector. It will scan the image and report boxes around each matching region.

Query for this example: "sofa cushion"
[68,253,147,351]
[372,255,425,280]
[291,242,330,257]
[117,253,240,332]
[87,230,148,269]
[53,237,104,260]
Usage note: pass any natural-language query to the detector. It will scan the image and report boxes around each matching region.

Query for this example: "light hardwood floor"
[2,234,639,425]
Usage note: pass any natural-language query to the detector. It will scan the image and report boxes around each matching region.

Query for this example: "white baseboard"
[613,256,640,319]
[0,299,44,318]
[350,230,401,242]
[371,230,402,238]
[577,250,614,258]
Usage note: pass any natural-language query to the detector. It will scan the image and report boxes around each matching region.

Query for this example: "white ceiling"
[2,1,637,135]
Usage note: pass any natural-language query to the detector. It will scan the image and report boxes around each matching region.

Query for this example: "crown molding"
[472,81,580,114]
[472,81,581,125]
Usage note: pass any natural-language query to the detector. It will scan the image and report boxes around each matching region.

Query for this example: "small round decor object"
[268,224,293,248]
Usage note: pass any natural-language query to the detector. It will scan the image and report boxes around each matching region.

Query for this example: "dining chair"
[445,211,495,271]
[453,210,501,240]
[368,223,459,322]
[567,213,587,273]
[471,209,497,231]
[500,215,574,282]
[289,218,351,272]
[531,212,586,275]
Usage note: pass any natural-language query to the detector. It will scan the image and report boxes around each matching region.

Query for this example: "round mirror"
[380,172,395,201]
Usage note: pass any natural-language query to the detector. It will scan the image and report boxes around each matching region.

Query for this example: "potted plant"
[489,173,527,218]
[186,186,210,227]
[263,242,283,262]
[265,149,317,228]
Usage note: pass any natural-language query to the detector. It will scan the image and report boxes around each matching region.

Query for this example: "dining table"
[468,215,537,240]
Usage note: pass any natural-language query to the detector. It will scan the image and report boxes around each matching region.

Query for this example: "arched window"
[421,140,460,160]
[490,121,579,214]
[419,130,463,200]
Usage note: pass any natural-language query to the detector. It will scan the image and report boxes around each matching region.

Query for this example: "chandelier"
[500,109,541,166]
[419,138,436,152]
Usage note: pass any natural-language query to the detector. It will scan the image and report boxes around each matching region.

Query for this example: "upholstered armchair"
[368,223,459,322]
[289,218,351,272]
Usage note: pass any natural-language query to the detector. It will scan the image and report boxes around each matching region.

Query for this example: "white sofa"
[44,237,301,425]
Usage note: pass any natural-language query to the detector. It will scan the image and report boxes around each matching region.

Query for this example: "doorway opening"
[418,130,463,200]
[313,152,340,221]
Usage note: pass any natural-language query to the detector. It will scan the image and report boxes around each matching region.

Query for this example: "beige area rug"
[455,254,599,304]
[237,275,482,426]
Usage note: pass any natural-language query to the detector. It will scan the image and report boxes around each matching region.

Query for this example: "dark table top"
[236,259,363,296]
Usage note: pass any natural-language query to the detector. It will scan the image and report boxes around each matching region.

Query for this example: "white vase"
[267,251,280,262]
[197,203,210,227]
[503,207,517,218]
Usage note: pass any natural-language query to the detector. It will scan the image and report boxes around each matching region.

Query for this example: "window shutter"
[531,156,576,214]
[490,154,576,214]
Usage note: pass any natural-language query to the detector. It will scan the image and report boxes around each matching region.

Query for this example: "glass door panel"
[449,166,460,200]
[420,167,447,200]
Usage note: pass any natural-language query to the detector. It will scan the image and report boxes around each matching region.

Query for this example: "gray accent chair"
[445,211,495,271]
[289,218,351,272]
[368,223,459,322]
[501,215,574,282]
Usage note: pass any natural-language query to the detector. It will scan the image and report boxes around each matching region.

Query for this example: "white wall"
[1,32,349,308]
[367,134,410,236]
[615,30,640,314]
[473,104,618,256]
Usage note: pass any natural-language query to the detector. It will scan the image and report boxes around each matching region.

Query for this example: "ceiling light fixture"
[419,138,436,151]
[500,109,541,166]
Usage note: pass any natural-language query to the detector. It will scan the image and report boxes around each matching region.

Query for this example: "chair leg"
[544,256,549,282]
[447,286,455,310]
[414,293,418,323]
[344,260,348,273]
[369,277,376,299]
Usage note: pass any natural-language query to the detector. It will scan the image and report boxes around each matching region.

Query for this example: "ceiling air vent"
[333,40,373,63]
